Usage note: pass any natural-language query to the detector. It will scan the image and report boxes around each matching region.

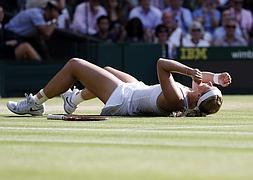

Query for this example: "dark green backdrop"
[0,44,252,97]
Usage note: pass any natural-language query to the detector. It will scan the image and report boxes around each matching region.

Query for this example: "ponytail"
[169,109,207,117]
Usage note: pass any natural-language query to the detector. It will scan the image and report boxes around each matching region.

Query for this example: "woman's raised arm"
[201,72,232,87]
[157,58,202,84]
[156,58,202,110]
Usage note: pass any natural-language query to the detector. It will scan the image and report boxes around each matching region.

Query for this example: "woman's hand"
[218,72,232,87]
[188,68,202,84]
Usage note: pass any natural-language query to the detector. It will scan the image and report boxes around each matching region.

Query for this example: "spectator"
[129,0,162,42]
[228,0,253,32]
[109,22,126,43]
[213,18,247,46]
[182,21,210,47]
[26,0,71,30]
[155,24,168,56]
[92,15,113,42]
[161,11,184,58]
[5,1,60,38]
[213,10,243,40]
[193,0,221,33]
[0,6,41,61]
[3,40,42,61]
[163,0,192,32]
[104,0,126,42]
[161,11,183,48]
[104,0,126,25]
[4,1,61,60]
[71,0,107,35]
[125,17,144,43]
[129,0,162,30]
[155,24,168,45]
[57,0,71,29]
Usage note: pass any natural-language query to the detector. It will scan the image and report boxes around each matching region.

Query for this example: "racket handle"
[47,114,65,120]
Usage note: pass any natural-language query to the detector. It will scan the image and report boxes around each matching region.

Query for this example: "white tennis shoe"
[7,94,44,116]
[61,88,79,114]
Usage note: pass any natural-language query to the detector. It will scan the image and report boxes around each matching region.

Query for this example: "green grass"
[1,96,253,180]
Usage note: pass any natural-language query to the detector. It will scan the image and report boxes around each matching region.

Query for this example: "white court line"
[0,137,253,149]
[1,124,252,130]
[2,124,253,129]
[1,126,253,135]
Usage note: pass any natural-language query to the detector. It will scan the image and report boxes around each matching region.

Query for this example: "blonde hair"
[198,95,223,115]
[169,88,223,117]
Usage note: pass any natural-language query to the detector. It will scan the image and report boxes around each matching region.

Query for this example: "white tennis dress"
[101,81,189,116]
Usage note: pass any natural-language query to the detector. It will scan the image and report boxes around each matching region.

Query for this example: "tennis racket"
[47,114,109,121]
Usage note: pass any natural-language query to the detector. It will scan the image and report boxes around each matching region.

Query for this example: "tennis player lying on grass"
[7,58,232,117]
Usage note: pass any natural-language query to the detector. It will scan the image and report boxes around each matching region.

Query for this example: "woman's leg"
[79,66,139,100]
[104,66,139,83]
[7,58,123,115]
[42,58,123,103]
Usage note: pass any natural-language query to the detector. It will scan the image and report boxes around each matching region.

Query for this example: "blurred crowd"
[0,0,253,61]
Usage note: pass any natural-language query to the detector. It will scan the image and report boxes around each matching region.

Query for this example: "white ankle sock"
[34,89,48,105]
[71,90,84,105]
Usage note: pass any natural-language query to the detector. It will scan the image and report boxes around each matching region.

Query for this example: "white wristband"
[47,19,57,25]
[213,73,220,85]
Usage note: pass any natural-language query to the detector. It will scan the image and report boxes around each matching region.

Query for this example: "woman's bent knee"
[68,58,84,65]
[67,58,87,69]
[104,66,112,71]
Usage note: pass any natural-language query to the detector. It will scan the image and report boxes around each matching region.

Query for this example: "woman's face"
[197,82,215,102]
[191,82,213,107]
[193,82,213,98]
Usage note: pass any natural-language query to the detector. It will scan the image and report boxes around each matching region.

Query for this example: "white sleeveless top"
[101,81,189,116]
[129,83,164,115]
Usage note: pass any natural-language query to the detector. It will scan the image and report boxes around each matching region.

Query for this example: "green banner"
[177,47,253,61]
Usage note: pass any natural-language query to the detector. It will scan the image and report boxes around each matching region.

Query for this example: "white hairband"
[197,88,222,107]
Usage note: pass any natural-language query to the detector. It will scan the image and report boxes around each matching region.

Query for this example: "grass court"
[0,95,253,180]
